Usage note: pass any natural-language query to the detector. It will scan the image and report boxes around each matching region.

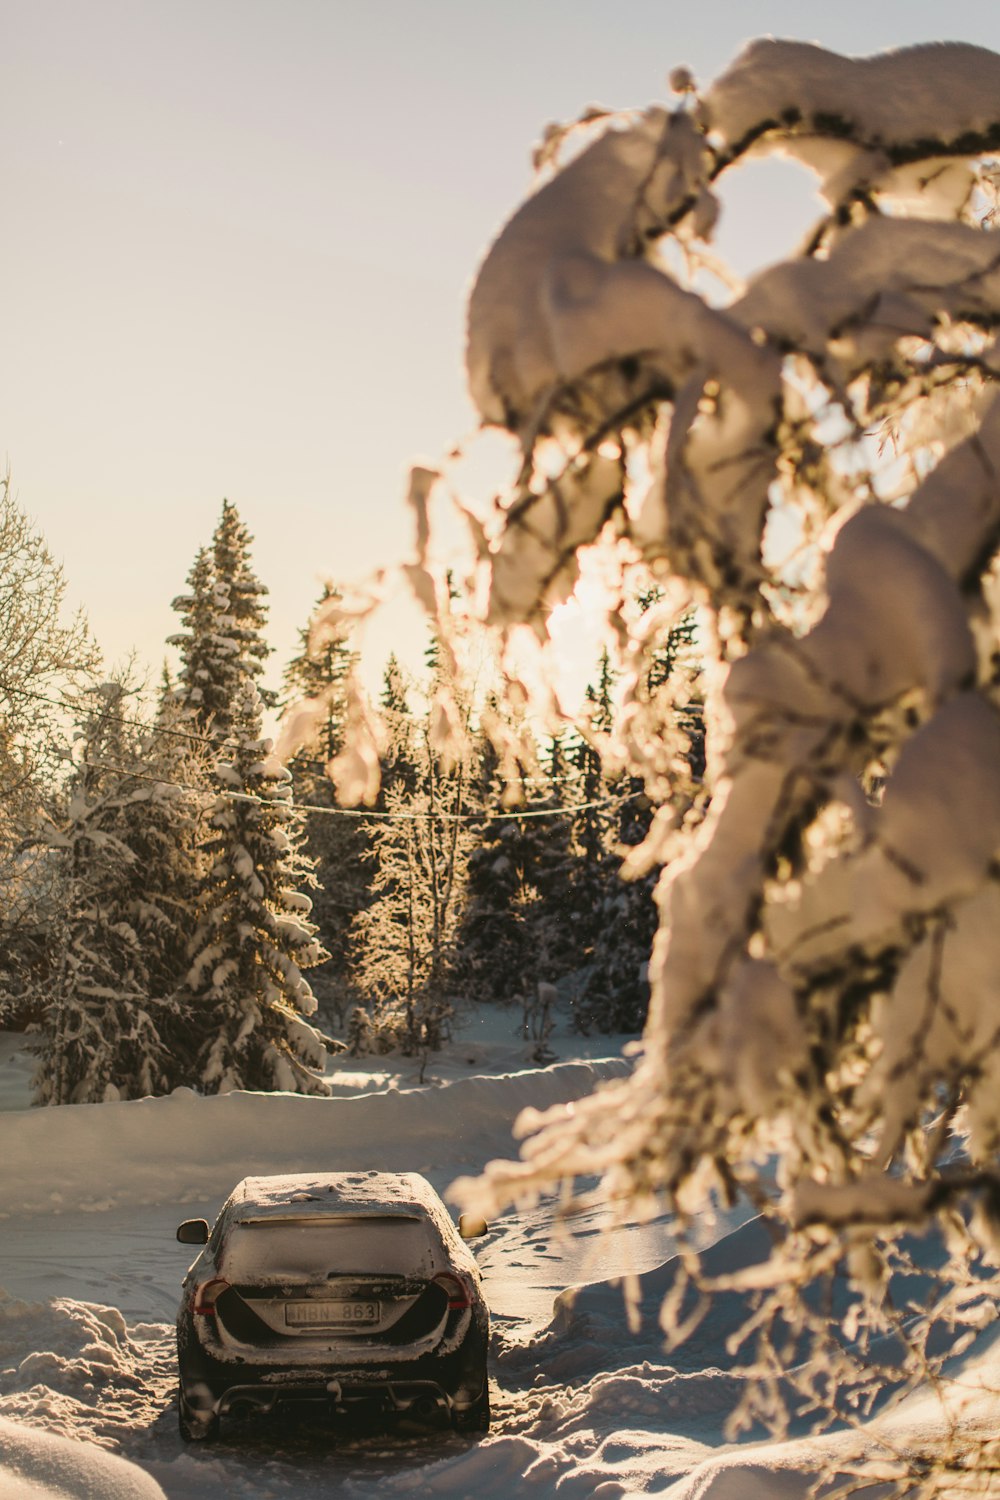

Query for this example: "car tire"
[453,1380,490,1435]
[178,1390,220,1443]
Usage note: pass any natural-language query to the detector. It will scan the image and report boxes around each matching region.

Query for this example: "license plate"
[284,1300,380,1327]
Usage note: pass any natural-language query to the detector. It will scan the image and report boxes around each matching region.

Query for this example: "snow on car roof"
[222,1172,481,1277]
[228,1171,444,1219]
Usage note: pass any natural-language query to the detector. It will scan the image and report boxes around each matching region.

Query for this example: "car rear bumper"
[177,1315,488,1421]
[216,1376,455,1421]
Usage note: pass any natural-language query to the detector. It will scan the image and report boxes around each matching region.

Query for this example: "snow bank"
[0,1415,164,1500]
[1,1295,133,1416]
[0,1059,628,1219]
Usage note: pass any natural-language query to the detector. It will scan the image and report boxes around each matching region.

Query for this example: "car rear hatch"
[206,1213,454,1361]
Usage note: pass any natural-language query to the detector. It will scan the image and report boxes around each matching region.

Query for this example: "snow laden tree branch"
[269,40,1000,1468]
[373,37,1000,1473]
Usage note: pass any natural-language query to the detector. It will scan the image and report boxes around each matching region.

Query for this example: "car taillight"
[433,1272,471,1311]
[193,1278,230,1317]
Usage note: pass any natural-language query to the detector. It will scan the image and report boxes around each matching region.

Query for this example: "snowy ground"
[2,1010,999,1498]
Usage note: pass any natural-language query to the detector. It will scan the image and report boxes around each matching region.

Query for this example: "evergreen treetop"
[212,499,270,694]
[169,501,271,741]
[281,583,357,766]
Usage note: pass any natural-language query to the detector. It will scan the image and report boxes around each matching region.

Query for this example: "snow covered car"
[174,1171,490,1440]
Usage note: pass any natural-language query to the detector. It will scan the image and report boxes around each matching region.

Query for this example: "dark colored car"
[175,1171,490,1441]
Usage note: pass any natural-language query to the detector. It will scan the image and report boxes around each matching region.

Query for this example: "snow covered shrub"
[345,1002,403,1057]
[427,37,1000,1484]
[522,980,557,1066]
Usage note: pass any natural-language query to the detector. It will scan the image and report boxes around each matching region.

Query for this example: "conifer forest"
[0,485,703,1104]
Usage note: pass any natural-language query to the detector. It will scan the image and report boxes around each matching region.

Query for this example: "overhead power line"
[77,757,642,824]
[14,685,691,825]
[5,683,218,749]
[7,684,702,771]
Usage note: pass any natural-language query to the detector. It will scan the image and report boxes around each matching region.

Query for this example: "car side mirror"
[459,1212,488,1240]
[176,1219,209,1245]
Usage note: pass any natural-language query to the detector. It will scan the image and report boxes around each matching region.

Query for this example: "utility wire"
[16,686,691,823]
[292,749,598,786]
[5,683,218,749]
[8,684,703,767]
[77,757,642,824]
[15,684,687,812]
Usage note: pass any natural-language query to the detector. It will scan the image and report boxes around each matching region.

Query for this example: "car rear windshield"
[220,1215,437,1282]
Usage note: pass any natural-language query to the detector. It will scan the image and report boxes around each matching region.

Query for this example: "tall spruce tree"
[281,585,368,1026]
[181,678,330,1095]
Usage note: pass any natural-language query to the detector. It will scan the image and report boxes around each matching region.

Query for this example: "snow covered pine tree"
[34,679,203,1103]
[399,38,1000,1481]
[182,678,330,1095]
[166,500,333,1093]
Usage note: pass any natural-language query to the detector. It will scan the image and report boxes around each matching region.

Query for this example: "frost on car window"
[221,1216,436,1281]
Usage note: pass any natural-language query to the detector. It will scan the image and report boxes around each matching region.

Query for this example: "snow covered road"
[3,1052,995,1498]
[1,1055,742,1498]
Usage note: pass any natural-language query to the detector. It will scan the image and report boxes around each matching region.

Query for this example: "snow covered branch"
[450,37,1000,1332]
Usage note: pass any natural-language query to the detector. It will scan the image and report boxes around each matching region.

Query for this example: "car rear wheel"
[453,1381,490,1435]
[178,1390,220,1443]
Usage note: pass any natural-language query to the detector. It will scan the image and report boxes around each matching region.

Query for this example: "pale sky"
[5,0,1000,700]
